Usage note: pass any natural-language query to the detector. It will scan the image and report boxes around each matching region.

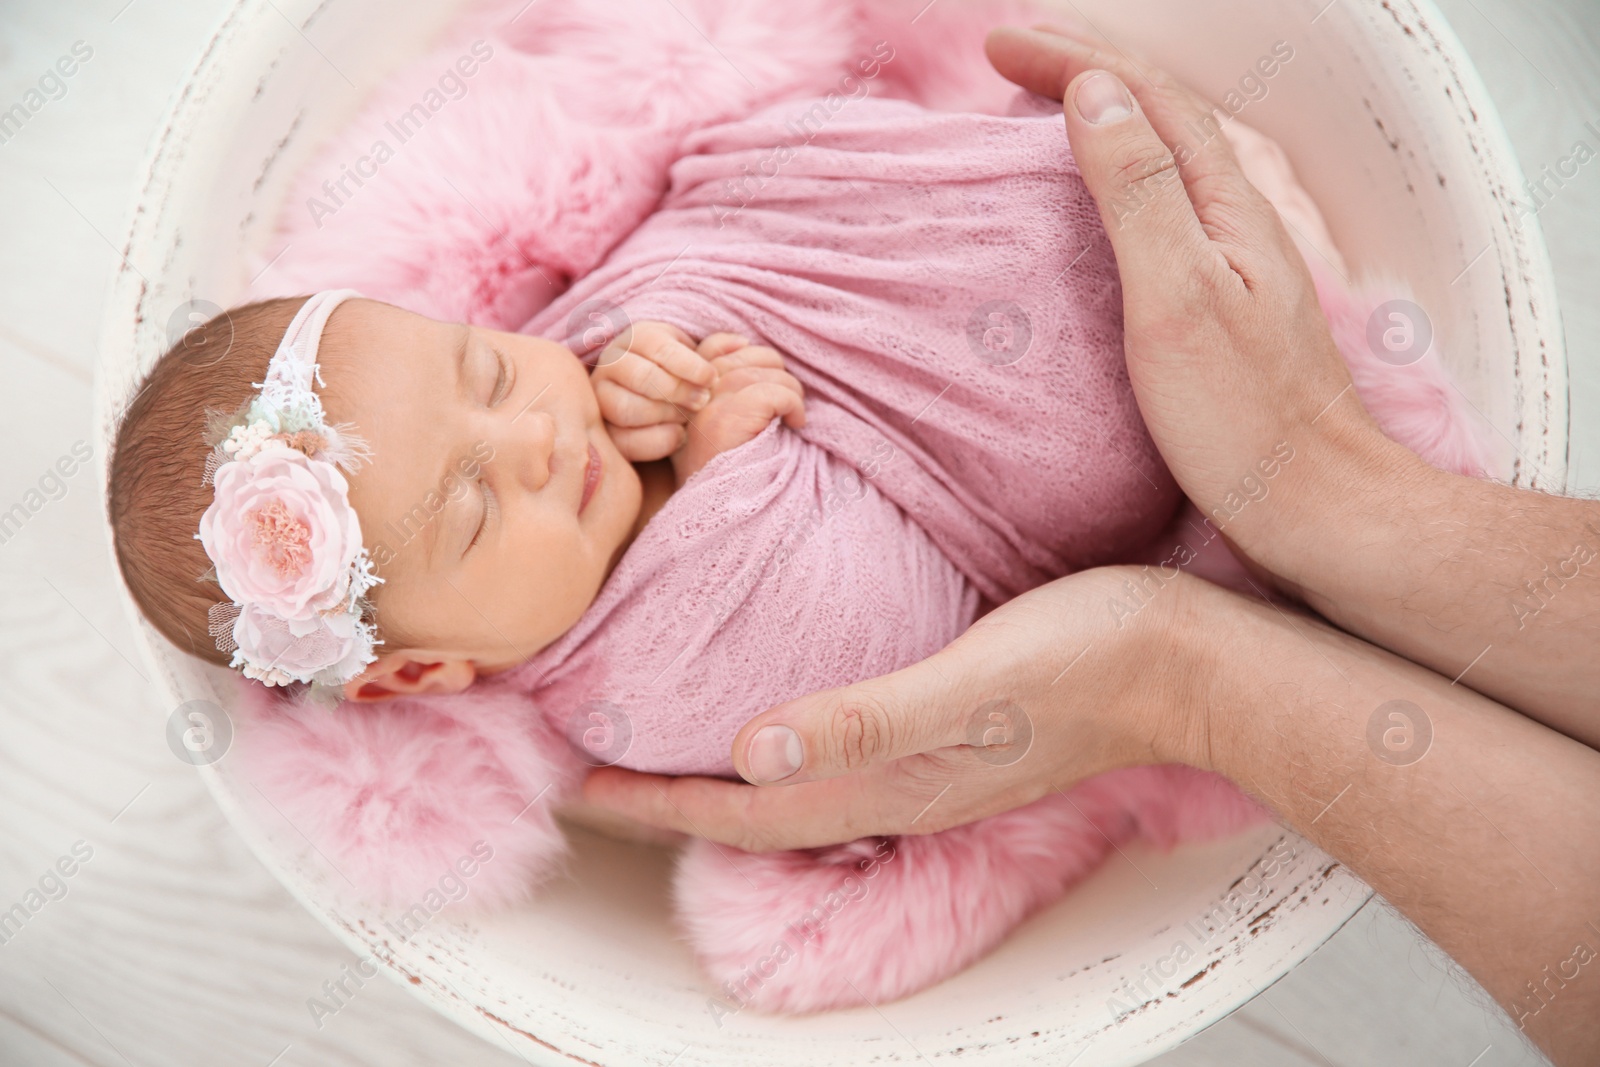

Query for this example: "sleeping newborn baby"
[520,89,1187,777]
[110,88,1278,1013]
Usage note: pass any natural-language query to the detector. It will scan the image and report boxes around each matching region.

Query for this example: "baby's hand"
[590,321,718,462]
[672,333,806,484]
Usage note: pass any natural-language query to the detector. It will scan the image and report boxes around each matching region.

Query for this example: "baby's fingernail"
[747,725,802,783]
[1074,71,1133,125]
[689,388,711,409]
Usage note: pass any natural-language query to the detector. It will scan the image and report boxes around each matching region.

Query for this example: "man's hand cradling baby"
[589,321,718,462]
[582,566,1210,852]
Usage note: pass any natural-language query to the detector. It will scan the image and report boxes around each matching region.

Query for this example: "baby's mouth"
[578,441,602,515]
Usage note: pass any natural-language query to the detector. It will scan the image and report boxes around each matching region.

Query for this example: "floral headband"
[195,289,382,689]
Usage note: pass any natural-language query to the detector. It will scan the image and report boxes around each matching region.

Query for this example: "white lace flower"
[195,290,381,690]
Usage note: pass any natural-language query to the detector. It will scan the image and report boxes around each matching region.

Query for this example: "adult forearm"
[1248,420,1600,745]
[1165,577,1600,1064]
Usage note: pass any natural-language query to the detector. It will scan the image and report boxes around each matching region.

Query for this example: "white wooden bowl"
[93,0,1566,1063]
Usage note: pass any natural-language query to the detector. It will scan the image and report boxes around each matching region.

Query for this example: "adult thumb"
[1062,68,1211,286]
[730,659,969,786]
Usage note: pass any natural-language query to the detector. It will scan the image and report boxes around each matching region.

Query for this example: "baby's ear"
[342,650,478,702]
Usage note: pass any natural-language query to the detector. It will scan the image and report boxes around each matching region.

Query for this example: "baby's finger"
[710,344,787,375]
[607,423,689,463]
[618,331,718,391]
[593,377,689,428]
[737,380,806,430]
[609,353,714,412]
[697,332,749,361]
[715,365,804,400]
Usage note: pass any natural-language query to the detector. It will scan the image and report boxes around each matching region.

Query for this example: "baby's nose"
[516,410,557,492]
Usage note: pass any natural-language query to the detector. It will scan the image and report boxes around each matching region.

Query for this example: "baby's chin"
[590,430,651,572]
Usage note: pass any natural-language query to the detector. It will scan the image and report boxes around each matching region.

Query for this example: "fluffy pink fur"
[677,766,1267,1013]
[234,679,582,908]
[1314,267,1492,478]
[229,0,1496,1014]
[249,0,1032,323]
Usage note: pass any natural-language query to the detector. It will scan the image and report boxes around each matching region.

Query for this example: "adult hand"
[983,24,1421,582]
[985,25,1600,740]
[581,565,1205,851]
[586,558,1600,1066]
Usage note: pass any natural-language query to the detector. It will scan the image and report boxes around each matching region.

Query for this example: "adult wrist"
[1234,406,1434,596]
[1130,569,1235,773]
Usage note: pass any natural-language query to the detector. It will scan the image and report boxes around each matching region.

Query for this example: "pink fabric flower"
[231,603,366,685]
[199,441,364,621]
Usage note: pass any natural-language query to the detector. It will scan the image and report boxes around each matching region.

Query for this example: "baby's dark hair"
[108,297,308,667]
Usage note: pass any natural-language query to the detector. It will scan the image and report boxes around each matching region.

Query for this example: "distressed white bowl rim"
[93,0,1565,1063]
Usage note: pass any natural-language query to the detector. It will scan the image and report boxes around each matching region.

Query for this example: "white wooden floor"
[1,1,1594,1064]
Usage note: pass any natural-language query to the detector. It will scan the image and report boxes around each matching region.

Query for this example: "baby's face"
[317,300,640,673]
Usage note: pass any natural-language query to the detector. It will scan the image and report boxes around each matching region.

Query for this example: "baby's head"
[108,293,641,700]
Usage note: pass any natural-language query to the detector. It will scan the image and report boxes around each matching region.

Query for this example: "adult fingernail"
[1074,71,1133,125]
[689,388,711,409]
[748,725,802,782]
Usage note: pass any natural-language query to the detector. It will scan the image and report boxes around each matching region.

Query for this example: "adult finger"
[984,30,1208,273]
[582,759,973,851]
[555,794,690,847]
[987,26,1272,257]
[727,650,976,785]
[581,767,876,851]
[1061,67,1219,287]
[986,26,1244,206]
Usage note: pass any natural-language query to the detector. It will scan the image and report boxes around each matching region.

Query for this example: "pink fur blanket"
[236,0,1491,1015]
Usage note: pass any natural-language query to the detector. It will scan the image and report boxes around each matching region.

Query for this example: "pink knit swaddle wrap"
[513,90,1180,775]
